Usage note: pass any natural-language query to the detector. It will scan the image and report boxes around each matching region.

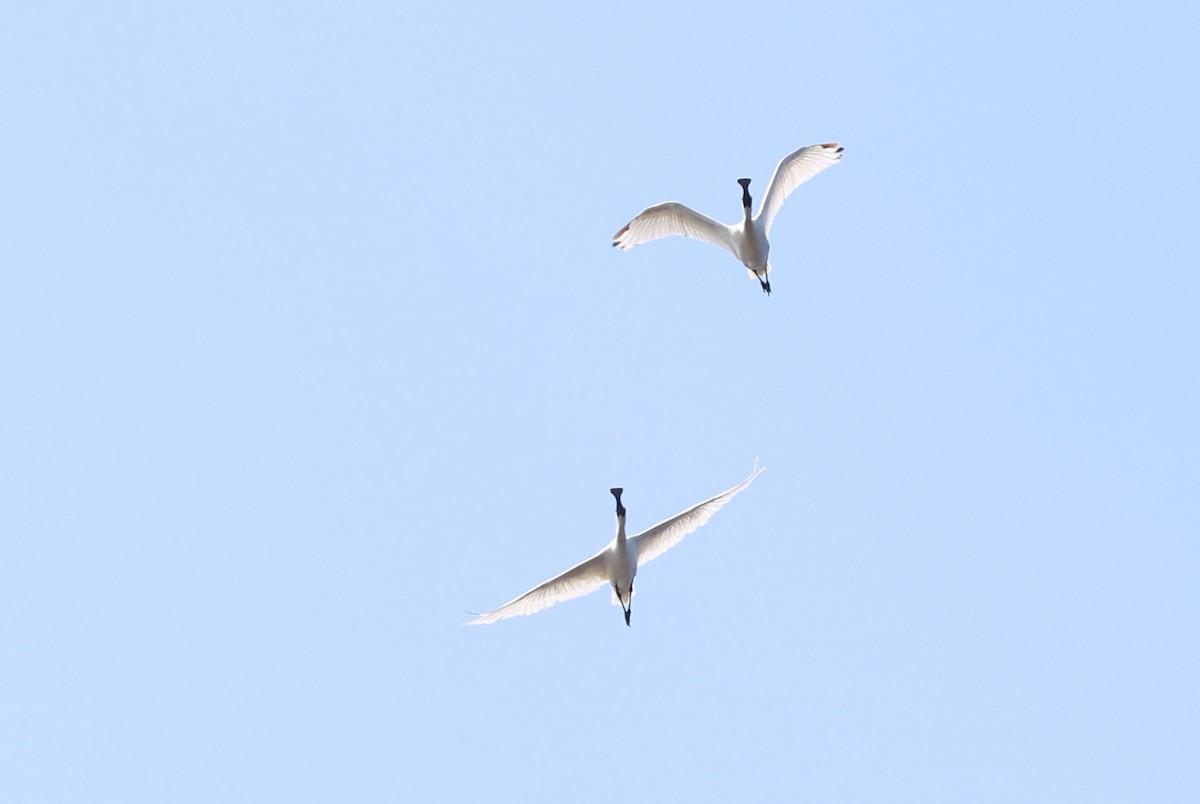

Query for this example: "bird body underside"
[606,542,637,609]
[731,223,769,273]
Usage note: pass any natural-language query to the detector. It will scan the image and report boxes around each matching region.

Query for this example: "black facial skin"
[610,487,626,518]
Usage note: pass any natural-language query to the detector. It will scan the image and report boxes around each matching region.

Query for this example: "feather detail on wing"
[612,202,735,255]
[631,465,764,568]
[467,552,609,624]
[757,143,843,236]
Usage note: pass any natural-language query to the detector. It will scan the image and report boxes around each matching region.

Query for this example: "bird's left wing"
[467,551,609,625]
[631,465,764,568]
[757,143,843,236]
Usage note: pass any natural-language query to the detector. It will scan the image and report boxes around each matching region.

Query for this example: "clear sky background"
[2,1,1197,801]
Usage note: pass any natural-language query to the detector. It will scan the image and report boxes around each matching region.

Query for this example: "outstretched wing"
[631,465,765,568]
[612,202,735,255]
[757,143,843,236]
[467,551,609,625]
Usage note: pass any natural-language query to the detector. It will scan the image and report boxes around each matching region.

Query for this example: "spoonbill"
[613,142,843,295]
[468,465,764,626]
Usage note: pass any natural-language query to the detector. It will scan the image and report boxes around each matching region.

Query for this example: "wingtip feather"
[612,223,631,248]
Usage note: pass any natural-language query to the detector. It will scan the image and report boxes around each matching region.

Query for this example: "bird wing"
[756,143,843,236]
[631,465,764,568]
[467,550,610,625]
[612,202,735,255]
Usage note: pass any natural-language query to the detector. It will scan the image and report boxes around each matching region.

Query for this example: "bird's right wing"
[631,465,764,568]
[612,202,735,255]
[467,551,609,625]
[757,143,844,236]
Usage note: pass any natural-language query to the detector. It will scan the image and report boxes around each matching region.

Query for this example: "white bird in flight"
[468,465,764,626]
[613,142,843,295]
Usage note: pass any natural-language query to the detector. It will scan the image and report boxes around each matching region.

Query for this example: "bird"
[612,142,843,295]
[467,465,764,626]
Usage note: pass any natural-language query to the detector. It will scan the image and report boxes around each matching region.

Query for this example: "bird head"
[737,178,752,208]
[610,487,626,518]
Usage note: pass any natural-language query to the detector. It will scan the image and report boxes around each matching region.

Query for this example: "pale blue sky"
[2,1,1197,801]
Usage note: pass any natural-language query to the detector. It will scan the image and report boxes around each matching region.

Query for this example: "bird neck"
[615,515,627,545]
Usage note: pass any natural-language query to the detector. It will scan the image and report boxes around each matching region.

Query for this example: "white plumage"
[468,465,764,626]
[613,143,843,294]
